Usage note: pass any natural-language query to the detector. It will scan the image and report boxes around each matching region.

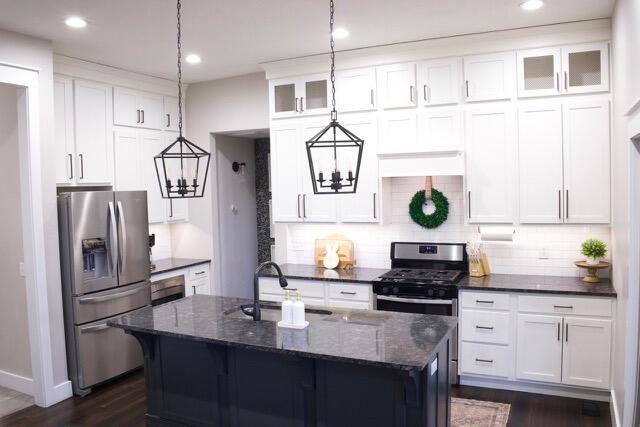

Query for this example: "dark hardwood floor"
[0,370,611,426]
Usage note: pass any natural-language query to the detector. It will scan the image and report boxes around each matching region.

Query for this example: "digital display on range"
[419,245,438,254]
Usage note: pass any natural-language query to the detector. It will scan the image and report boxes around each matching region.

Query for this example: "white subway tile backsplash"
[285,177,611,277]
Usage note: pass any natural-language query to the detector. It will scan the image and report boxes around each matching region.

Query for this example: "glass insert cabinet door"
[517,47,562,98]
[269,74,329,118]
[561,42,610,94]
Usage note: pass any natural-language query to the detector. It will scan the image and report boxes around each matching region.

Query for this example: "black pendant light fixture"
[154,0,211,199]
[305,0,364,195]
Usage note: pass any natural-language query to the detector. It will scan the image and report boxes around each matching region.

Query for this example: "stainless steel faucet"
[241,261,288,321]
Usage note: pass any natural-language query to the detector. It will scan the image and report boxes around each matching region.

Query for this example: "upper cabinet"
[54,76,75,185]
[113,87,163,130]
[417,58,460,106]
[269,74,330,119]
[463,52,515,102]
[377,63,417,109]
[517,42,609,98]
[335,67,377,112]
[163,96,180,132]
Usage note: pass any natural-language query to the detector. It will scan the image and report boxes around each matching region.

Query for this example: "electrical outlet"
[19,262,25,277]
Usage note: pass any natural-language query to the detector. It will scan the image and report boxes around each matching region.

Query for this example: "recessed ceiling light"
[65,16,87,28]
[185,54,201,64]
[332,28,349,39]
[520,0,544,11]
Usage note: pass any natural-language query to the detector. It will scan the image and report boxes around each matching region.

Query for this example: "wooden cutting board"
[314,235,355,269]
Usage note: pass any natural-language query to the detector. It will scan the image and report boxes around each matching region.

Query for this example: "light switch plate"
[19,262,25,277]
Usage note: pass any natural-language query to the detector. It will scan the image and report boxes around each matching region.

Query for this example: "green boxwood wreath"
[409,189,449,229]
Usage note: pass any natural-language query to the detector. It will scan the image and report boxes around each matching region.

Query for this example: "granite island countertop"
[258,263,389,284]
[151,257,210,276]
[108,294,457,372]
[458,274,616,297]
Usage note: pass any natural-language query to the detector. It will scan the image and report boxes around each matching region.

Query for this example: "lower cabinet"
[459,290,613,392]
[258,278,373,309]
[150,263,211,299]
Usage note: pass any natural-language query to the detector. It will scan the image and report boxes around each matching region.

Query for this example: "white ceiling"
[0,0,613,83]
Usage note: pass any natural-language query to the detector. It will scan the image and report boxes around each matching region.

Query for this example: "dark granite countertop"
[258,263,389,284]
[151,258,210,276]
[109,295,457,372]
[458,274,616,297]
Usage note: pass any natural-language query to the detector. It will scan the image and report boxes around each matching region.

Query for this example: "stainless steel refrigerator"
[58,191,151,395]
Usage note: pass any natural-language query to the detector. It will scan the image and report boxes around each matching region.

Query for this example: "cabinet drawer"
[259,292,325,306]
[328,299,371,310]
[259,278,325,299]
[460,291,510,310]
[328,283,371,302]
[460,309,510,345]
[460,342,511,378]
[188,264,210,281]
[518,295,612,317]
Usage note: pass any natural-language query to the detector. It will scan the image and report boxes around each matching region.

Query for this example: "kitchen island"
[109,295,457,427]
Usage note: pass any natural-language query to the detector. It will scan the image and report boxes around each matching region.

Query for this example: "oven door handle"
[376,295,454,305]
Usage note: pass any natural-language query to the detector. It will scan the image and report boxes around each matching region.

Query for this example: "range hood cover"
[378,152,464,178]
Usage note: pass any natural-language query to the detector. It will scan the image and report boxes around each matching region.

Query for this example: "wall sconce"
[232,161,247,176]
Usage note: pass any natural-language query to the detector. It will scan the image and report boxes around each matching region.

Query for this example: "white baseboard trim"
[0,368,34,396]
[42,380,73,407]
[610,389,622,427]
[460,376,611,402]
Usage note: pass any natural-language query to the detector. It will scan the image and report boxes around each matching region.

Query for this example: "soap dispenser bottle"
[281,290,293,324]
[292,290,305,326]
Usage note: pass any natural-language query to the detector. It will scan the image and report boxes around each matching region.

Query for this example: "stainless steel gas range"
[372,242,467,384]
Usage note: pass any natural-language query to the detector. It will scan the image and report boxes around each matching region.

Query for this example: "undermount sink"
[224,303,332,321]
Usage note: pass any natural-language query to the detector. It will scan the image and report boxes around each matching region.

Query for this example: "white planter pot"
[586,256,600,266]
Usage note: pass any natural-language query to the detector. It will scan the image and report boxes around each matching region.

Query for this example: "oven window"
[152,293,184,306]
[376,298,453,316]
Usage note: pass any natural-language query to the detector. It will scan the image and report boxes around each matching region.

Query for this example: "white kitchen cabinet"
[113,129,143,190]
[518,102,564,223]
[270,118,337,223]
[140,132,166,224]
[258,278,372,310]
[516,313,563,383]
[378,110,418,154]
[377,63,417,109]
[338,113,380,223]
[113,86,163,130]
[270,123,303,222]
[517,47,561,98]
[463,52,514,102]
[561,42,609,95]
[335,67,376,112]
[54,76,75,185]
[163,96,180,131]
[417,58,460,106]
[465,106,515,223]
[562,98,610,223]
[269,74,330,118]
[154,263,211,298]
[561,316,612,389]
[74,79,113,185]
[417,108,463,152]
[460,342,512,378]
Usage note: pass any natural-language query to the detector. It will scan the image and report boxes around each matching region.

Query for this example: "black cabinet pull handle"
[565,323,569,342]
[373,193,377,219]
[566,190,569,219]
[78,154,84,179]
[141,109,145,124]
[195,271,205,275]
[286,288,298,291]
[554,305,573,310]
[297,194,301,218]
[476,300,494,304]
[136,109,140,123]
[340,291,357,295]
[468,191,471,219]
[557,322,561,341]
[475,325,494,330]
[475,358,493,364]
[558,190,561,220]
[166,113,171,127]
[68,153,73,179]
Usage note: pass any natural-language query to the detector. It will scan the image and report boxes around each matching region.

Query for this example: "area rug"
[451,397,511,427]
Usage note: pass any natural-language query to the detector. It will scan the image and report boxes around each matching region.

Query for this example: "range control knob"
[427,289,434,296]
[382,286,389,294]
[393,287,400,295]
[438,289,446,298]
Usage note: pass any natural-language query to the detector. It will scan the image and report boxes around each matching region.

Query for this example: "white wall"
[0,29,69,400]
[172,72,269,291]
[611,0,640,424]
[215,135,257,298]
[284,176,611,276]
[0,84,32,381]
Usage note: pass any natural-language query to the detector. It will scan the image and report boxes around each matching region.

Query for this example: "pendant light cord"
[329,0,337,121]
[176,0,183,137]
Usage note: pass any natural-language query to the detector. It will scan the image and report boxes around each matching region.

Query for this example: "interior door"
[516,313,563,384]
[67,191,118,295]
[115,191,150,286]
[518,102,564,223]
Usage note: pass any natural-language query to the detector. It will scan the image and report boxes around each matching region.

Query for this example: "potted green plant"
[581,238,607,266]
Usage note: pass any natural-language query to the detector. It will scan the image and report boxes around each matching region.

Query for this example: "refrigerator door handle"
[108,202,118,276]
[117,201,127,274]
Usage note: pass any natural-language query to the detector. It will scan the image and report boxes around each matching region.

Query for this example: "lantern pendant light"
[154,0,211,199]
[305,0,364,195]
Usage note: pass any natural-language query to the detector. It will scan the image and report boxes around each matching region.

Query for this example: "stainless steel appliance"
[58,191,151,395]
[373,242,467,384]
[151,275,185,306]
